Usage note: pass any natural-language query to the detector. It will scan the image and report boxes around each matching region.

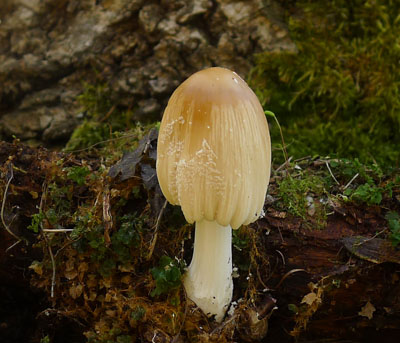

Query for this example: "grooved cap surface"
[156,67,271,229]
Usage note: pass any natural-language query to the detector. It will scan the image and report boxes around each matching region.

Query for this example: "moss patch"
[250,0,400,167]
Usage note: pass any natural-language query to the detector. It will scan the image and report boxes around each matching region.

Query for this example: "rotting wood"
[0,140,399,342]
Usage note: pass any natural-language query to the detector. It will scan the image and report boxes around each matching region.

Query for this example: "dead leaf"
[359,301,375,320]
[29,191,38,199]
[64,269,78,280]
[301,292,318,305]
[29,261,43,275]
[69,283,83,299]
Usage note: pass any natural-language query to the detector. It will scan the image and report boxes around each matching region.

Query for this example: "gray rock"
[0,0,295,145]
[139,4,162,33]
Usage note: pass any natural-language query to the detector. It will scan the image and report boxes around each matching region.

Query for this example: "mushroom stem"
[184,219,233,322]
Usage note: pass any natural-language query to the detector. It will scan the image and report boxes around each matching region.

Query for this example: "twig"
[42,229,74,232]
[5,239,22,253]
[275,269,306,290]
[265,111,289,169]
[275,156,293,174]
[294,156,312,163]
[171,288,190,343]
[325,160,340,185]
[1,162,23,243]
[147,200,168,260]
[39,182,57,299]
[353,228,387,247]
[275,250,286,266]
[68,132,139,153]
[343,173,359,190]
[99,104,116,123]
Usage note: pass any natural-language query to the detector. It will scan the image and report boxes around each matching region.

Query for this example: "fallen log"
[0,140,399,343]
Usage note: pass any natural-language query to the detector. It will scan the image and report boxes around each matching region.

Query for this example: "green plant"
[332,158,395,205]
[65,166,91,186]
[131,306,146,321]
[28,212,45,233]
[345,183,385,205]
[151,255,183,297]
[40,336,50,343]
[386,211,400,247]
[232,227,250,251]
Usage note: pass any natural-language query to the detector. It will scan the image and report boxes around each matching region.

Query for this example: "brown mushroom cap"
[156,67,271,229]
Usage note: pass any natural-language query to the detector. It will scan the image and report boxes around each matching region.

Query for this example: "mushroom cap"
[156,67,271,229]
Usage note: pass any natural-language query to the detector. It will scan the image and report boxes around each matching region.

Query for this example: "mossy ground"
[20,124,398,342]
[250,0,400,167]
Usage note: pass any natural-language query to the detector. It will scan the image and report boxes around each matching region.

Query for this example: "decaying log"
[0,140,399,342]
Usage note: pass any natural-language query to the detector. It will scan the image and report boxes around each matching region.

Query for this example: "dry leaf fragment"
[69,283,83,299]
[359,301,375,320]
[301,292,318,305]
[29,261,43,275]
[64,269,78,280]
[29,191,38,199]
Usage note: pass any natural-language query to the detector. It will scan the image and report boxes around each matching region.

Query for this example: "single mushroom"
[156,67,271,322]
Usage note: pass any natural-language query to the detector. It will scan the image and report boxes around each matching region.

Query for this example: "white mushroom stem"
[183,219,233,322]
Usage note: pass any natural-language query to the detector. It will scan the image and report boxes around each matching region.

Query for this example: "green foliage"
[131,306,146,321]
[110,214,142,262]
[150,255,183,297]
[65,166,91,186]
[345,183,384,205]
[331,158,396,205]
[386,211,400,247]
[232,227,250,251]
[74,212,146,277]
[251,0,400,166]
[40,336,50,343]
[28,212,45,233]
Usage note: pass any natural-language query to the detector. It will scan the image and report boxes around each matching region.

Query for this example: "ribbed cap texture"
[156,67,271,229]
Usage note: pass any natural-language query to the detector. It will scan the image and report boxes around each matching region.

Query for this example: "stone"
[42,108,78,142]
[135,98,162,121]
[0,0,295,145]
[139,4,162,33]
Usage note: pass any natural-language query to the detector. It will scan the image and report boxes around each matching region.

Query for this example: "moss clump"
[277,170,329,227]
[251,0,400,166]
[64,82,156,154]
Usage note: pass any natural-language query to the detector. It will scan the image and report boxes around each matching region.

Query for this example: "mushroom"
[156,67,271,322]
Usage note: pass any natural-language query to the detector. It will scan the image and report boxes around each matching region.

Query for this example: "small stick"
[325,160,340,185]
[343,173,359,190]
[275,268,306,290]
[39,182,57,299]
[275,156,293,174]
[69,132,139,153]
[42,229,74,232]
[353,228,387,246]
[265,111,289,165]
[147,200,168,260]
[1,163,23,242]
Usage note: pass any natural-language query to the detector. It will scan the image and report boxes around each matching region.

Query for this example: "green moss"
[277,171,329,227]
[64,82,145,153]
[251,0,400,166]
